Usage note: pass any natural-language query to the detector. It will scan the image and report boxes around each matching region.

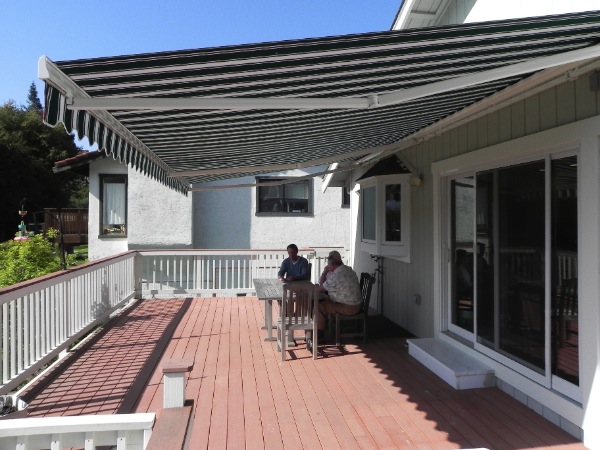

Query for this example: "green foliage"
[26,83,43,112]
[0,234,63,288]
[0,89,88,241]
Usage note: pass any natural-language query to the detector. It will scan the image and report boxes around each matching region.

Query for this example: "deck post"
[162,359,194,408]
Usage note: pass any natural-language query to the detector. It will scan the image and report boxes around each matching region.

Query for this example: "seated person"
[319,250,343,286]
[317,257,361,331]
[278,243,310,282]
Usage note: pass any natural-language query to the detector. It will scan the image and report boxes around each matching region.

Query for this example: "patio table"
[253,278,313,345]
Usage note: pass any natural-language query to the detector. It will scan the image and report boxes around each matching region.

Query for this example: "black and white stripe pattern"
[42,11,600,190]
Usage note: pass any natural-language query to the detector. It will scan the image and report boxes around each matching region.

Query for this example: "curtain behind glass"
[103,182,126,225]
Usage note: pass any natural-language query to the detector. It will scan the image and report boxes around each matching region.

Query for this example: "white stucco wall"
[88,157,193,260]
[193,166,351,250]
[127,168,193,250]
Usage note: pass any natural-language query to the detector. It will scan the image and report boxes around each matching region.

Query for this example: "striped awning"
[40,11,600,193]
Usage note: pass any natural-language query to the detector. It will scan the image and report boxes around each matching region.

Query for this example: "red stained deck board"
[17,296,588,450]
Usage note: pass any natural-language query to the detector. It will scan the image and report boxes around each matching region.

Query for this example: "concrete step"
[408,338,494,390]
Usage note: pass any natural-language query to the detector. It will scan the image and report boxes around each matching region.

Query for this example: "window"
[341,186,351,208]
[362,186,376,241]
[100,175,127,236]
[359,174,411,261]
[256,177,313,215]
[385,184,402,242]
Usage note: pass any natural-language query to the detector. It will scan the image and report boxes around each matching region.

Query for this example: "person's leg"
[318,300,360,329]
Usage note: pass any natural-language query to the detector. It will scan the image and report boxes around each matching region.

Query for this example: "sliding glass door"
[447,155,579,394]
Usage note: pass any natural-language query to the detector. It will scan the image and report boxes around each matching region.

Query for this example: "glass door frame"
[441,150,581,402]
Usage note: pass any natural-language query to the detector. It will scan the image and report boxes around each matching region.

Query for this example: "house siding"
[358,70,600,338]
[353,68,600,447]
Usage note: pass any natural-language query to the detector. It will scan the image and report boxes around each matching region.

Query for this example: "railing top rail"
[137,248,317,256]
[0,412,155,436]
[0,251,137,303]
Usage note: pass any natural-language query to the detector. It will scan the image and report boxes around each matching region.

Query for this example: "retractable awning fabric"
[40,11,600,192]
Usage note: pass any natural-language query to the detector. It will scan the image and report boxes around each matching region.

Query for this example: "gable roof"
[357,156,411,181]
[53,150,106,176]
[40,11,600,193]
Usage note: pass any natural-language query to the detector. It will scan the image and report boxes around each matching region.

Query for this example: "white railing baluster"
[28,294,35,369]
[17,297,23,374]
[24,296,30,369]
[2,303,7,384]
[35,291,41,361]
[10,300,16,379]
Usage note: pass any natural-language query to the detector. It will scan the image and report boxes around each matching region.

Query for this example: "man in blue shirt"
[277,244,310,282]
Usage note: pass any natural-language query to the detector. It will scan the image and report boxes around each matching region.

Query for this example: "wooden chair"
[333,273,376,346]
[277,282,318,361]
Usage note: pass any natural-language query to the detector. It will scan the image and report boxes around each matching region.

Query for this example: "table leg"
[261,300,270,330]
[264,299,277,342]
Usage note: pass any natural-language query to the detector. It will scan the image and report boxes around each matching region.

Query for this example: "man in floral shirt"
[316,256,362,332]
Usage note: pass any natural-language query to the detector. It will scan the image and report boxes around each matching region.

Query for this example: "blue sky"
[1,0,402,108]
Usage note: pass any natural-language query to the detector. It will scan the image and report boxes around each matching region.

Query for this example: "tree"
[26,82,43,112]
[0,86,86,241]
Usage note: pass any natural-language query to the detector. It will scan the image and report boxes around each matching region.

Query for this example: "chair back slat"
[282,283,315,326]
[359,273,376,313]
[280,282,318,360]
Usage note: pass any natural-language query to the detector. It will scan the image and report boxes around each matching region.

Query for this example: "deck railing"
[138,248,344,297]
[0,412,154,450]
[0,252,137,394]
[0,247,345,395]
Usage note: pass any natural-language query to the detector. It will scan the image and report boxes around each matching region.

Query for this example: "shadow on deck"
[18,297,587,449]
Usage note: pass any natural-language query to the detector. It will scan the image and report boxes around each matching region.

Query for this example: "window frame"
[99,174,128,238]
[255,176,314,216]
[358,174,411,262]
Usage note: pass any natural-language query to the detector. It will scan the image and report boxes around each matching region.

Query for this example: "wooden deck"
[21,296,587,449]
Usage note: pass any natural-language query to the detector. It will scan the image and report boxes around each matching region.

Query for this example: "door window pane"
[362,186,376,240]
[477,162,546,371]
[475,172,495,345]
[385,184,401,241]
[451,177,475,332]
[551,156,579,385]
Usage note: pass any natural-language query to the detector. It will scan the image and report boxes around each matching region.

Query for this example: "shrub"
[0,233,63,288]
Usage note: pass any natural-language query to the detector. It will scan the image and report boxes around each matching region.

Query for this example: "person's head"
[287,244,299,261]
[328,251,343,266]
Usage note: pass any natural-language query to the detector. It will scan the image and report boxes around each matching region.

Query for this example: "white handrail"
[0,412,155,450]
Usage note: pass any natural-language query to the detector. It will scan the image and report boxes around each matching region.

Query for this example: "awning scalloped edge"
[43,85,189,195]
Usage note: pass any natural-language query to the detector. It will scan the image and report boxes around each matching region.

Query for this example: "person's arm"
[319,262,335,285]
[277,259,288,280]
